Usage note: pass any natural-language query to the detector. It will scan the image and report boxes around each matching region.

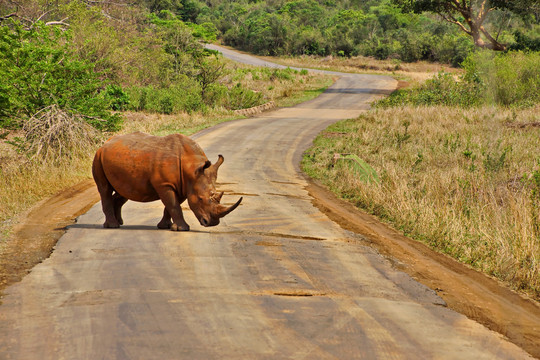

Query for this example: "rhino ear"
[196,160,212,176]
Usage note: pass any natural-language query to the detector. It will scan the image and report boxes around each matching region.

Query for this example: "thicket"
[377,50,540,108]
[0,1,269,147]
[184,0,539,66]
[0,20,121,132]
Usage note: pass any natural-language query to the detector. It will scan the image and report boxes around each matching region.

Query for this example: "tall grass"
[303,106,540,298]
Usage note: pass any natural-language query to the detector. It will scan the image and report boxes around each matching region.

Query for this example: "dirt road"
[0,46,536,359]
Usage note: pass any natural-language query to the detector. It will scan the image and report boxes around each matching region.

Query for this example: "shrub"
[379,51,540,109]
[463,50,540,107]
[13,105,101,162]
[377,72,482,108]
[225,84,264,110]
[105,85,130,111]
[0,20,120,131]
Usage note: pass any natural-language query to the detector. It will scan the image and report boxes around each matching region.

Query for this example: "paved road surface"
[0,46,532,359]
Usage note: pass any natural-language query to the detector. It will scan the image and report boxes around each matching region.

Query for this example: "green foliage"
[105,85,130,111]
[510,30,540,51]
[224,83,264,110]
[377,72,482,108]
[378,51,540,108]
[463,50,540,107]
[392,0,536,51]
[126,80,204,114]
[0,20,120,131]
[193,0,479,63]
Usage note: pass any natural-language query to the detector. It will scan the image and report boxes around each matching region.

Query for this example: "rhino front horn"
[218,197,243,218]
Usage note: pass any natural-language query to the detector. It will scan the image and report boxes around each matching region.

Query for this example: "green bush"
[126,81,205,114]
[463,50,540,107]
[105,85,130,111]
[377,72,482,108]
[379,51,540,108]
[0,20,120,131]
[225,84,264,110]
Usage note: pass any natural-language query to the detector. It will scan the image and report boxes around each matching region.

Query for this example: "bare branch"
[0,13,18,21]
[439,12,472,35]
[35,10,52,23]
[45,17,70,27]
[476,0,494,25]
[44,20,70,27]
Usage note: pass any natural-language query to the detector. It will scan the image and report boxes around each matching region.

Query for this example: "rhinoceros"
[92,132,242,231]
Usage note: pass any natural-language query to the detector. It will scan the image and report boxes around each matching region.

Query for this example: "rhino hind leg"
[157,208,173,229]
[113,193,128,226]
[92,152,120,229]
[98,188,120,229]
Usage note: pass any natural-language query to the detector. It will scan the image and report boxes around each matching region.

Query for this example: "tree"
[392,0,525,50]
[491,0,540,24]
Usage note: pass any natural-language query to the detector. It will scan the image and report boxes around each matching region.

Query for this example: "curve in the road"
[0,45,534,359]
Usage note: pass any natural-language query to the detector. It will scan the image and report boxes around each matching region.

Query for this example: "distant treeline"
[170,0,540,66]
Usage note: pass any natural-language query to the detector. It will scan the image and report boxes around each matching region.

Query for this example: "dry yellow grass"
[303,105,540,298]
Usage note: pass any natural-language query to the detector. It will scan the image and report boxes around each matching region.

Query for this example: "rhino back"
[100,133,190,202]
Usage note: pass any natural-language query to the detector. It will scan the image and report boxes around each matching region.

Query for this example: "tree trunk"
[459,2,507,51]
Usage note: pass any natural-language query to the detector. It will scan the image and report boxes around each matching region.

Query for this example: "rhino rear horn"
[215,191,224,203]
[207,155,224,181]
[217,197,242,218]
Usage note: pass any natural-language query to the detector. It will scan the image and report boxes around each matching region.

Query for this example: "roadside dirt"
[306,180,540,358]
[0,179,99,296]
[1,178,539,358]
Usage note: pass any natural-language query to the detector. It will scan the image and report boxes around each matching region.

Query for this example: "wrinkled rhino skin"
[92,132,242,231]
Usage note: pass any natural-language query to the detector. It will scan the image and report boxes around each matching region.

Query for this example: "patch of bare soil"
[0,180,99,296]
[1,177,539,358]
[305,179,540,359]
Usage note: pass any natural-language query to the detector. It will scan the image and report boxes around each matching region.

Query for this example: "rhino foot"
[103,221,120,229]
[157,220,172,229]
[171,223,190,232]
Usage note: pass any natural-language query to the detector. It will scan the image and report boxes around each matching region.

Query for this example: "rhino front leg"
[157,208,173,229]
[157,188,190,231]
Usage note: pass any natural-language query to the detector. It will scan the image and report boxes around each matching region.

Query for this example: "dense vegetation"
[0,0,271,141]
[377,50,540,108]
[178,0,539,65]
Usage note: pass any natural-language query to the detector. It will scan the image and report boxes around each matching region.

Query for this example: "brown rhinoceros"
[92,132,242,231]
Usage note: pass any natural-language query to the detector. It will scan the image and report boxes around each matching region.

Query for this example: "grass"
[0,65,331,243]
[302,105,540,299]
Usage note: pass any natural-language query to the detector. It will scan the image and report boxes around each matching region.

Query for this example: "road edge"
[305,177,540,359]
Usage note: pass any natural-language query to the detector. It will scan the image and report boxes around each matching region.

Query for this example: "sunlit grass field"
[302,105,540,299]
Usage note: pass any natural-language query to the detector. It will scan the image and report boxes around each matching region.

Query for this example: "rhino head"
[186,155,242,227]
